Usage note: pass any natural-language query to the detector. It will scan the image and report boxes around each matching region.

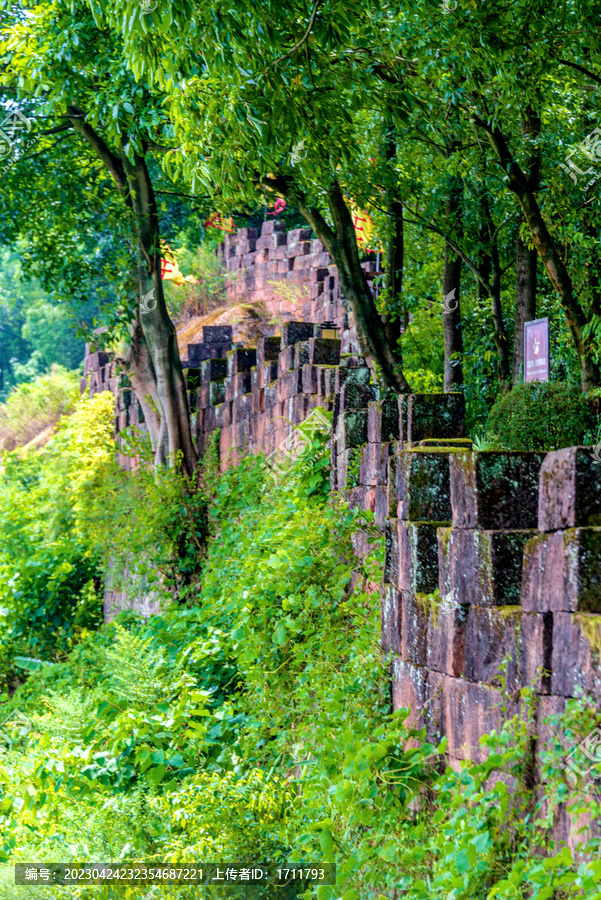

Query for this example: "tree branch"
[259,172,338,250]
[65,104,128,195]
[263,0,323,73]
[558,58,601,86]
[18,132,73,164]
[40,122,73,136]
[405,206,496,298]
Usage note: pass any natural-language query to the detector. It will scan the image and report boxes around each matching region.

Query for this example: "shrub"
[0,365,80,450]
[0,391,114,675]
[485,381,594,451]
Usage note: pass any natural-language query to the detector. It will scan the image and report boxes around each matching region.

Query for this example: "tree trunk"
[121,153,198,475]
[66,105,198,471]
[382,128,405,354]
[383,196,405,354]
[115,310,162,449]
[513,110,540,384]
[282,177,411,392]
[480,194,511,386]
[514,223,537,382]
[443,177,463,392]
[476,115,600,391]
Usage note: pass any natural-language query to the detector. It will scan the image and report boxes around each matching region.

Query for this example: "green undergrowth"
[0,417,601,898]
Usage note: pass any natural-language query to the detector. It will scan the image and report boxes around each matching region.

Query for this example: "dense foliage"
[0,408,600,899]
[486,382,596,451]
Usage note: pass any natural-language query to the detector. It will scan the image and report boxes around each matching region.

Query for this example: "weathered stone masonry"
[84,221,601,845]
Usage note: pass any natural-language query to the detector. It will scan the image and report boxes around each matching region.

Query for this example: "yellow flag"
[160,242,199,285]
[347,202,380,249]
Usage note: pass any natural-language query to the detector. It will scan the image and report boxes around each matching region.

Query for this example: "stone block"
[348,485,377,514]
[367,399,400,444]
[279,368,302,400]
[200,358,227,384]
[374,486,388,528]
[551,613,601,698]
[521,528,601,613]
[463,606,521,689]
[336,409,368,452]
[333,365,371,394]
[391,658,429,728]
[188,343,212,364]
[225,372,251,401]
[231,393,251,424]
[203,325,233,343]
[309,337,341,366]
[339,382,378,411]
[278,346,296,376]
[426,599,468,677]
[398,520,440,593]
[301,364,320,395]
[209,381,225,406]
[381,582,401,655]
[251,388,265,417]
[250,365,261,393]
[440,677,516,763]
[359,442,390,486]
[287,227,312,244]
[264,361,278,385]
[451,451,544,529]
[227,347,257,377]
[520,612,553,693]
[264,380,279,411]
[334,448,360,491]
[214,400,232,428]
[400,590,429,666]
[439,527,536,607]
[257,336,281,367]
[203,405,216,435]
[387,454,398,517]
[405,393,465,443]
[281,321,315,347]
[539,447,601,531]
[261,219,286,236]
[397,450,452,523]
[293,341,311,369]
[90,351,109,370]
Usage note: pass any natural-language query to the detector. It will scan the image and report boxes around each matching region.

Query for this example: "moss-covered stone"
[336,409,368,450]
[441,527,536,607]
[397,451,452,523]
[539,447,601,531]
[407,393,465,442]
[574,613,601,663]
[209,380,226,405]
[451,451,545,529]
[398,521,440,593]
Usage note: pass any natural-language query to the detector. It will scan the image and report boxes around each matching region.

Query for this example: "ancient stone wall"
[216,218,376,356]
[83,223,601,846]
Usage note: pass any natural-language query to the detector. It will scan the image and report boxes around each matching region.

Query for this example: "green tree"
[0,0,205,472]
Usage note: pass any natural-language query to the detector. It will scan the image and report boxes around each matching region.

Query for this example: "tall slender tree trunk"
[514,224,537,382]
[476,115,601,391]
[382,127,406,354]
[480,193,511,386]
[443,175,464,392]
[291,180,412,392]
[513,110,540,383]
